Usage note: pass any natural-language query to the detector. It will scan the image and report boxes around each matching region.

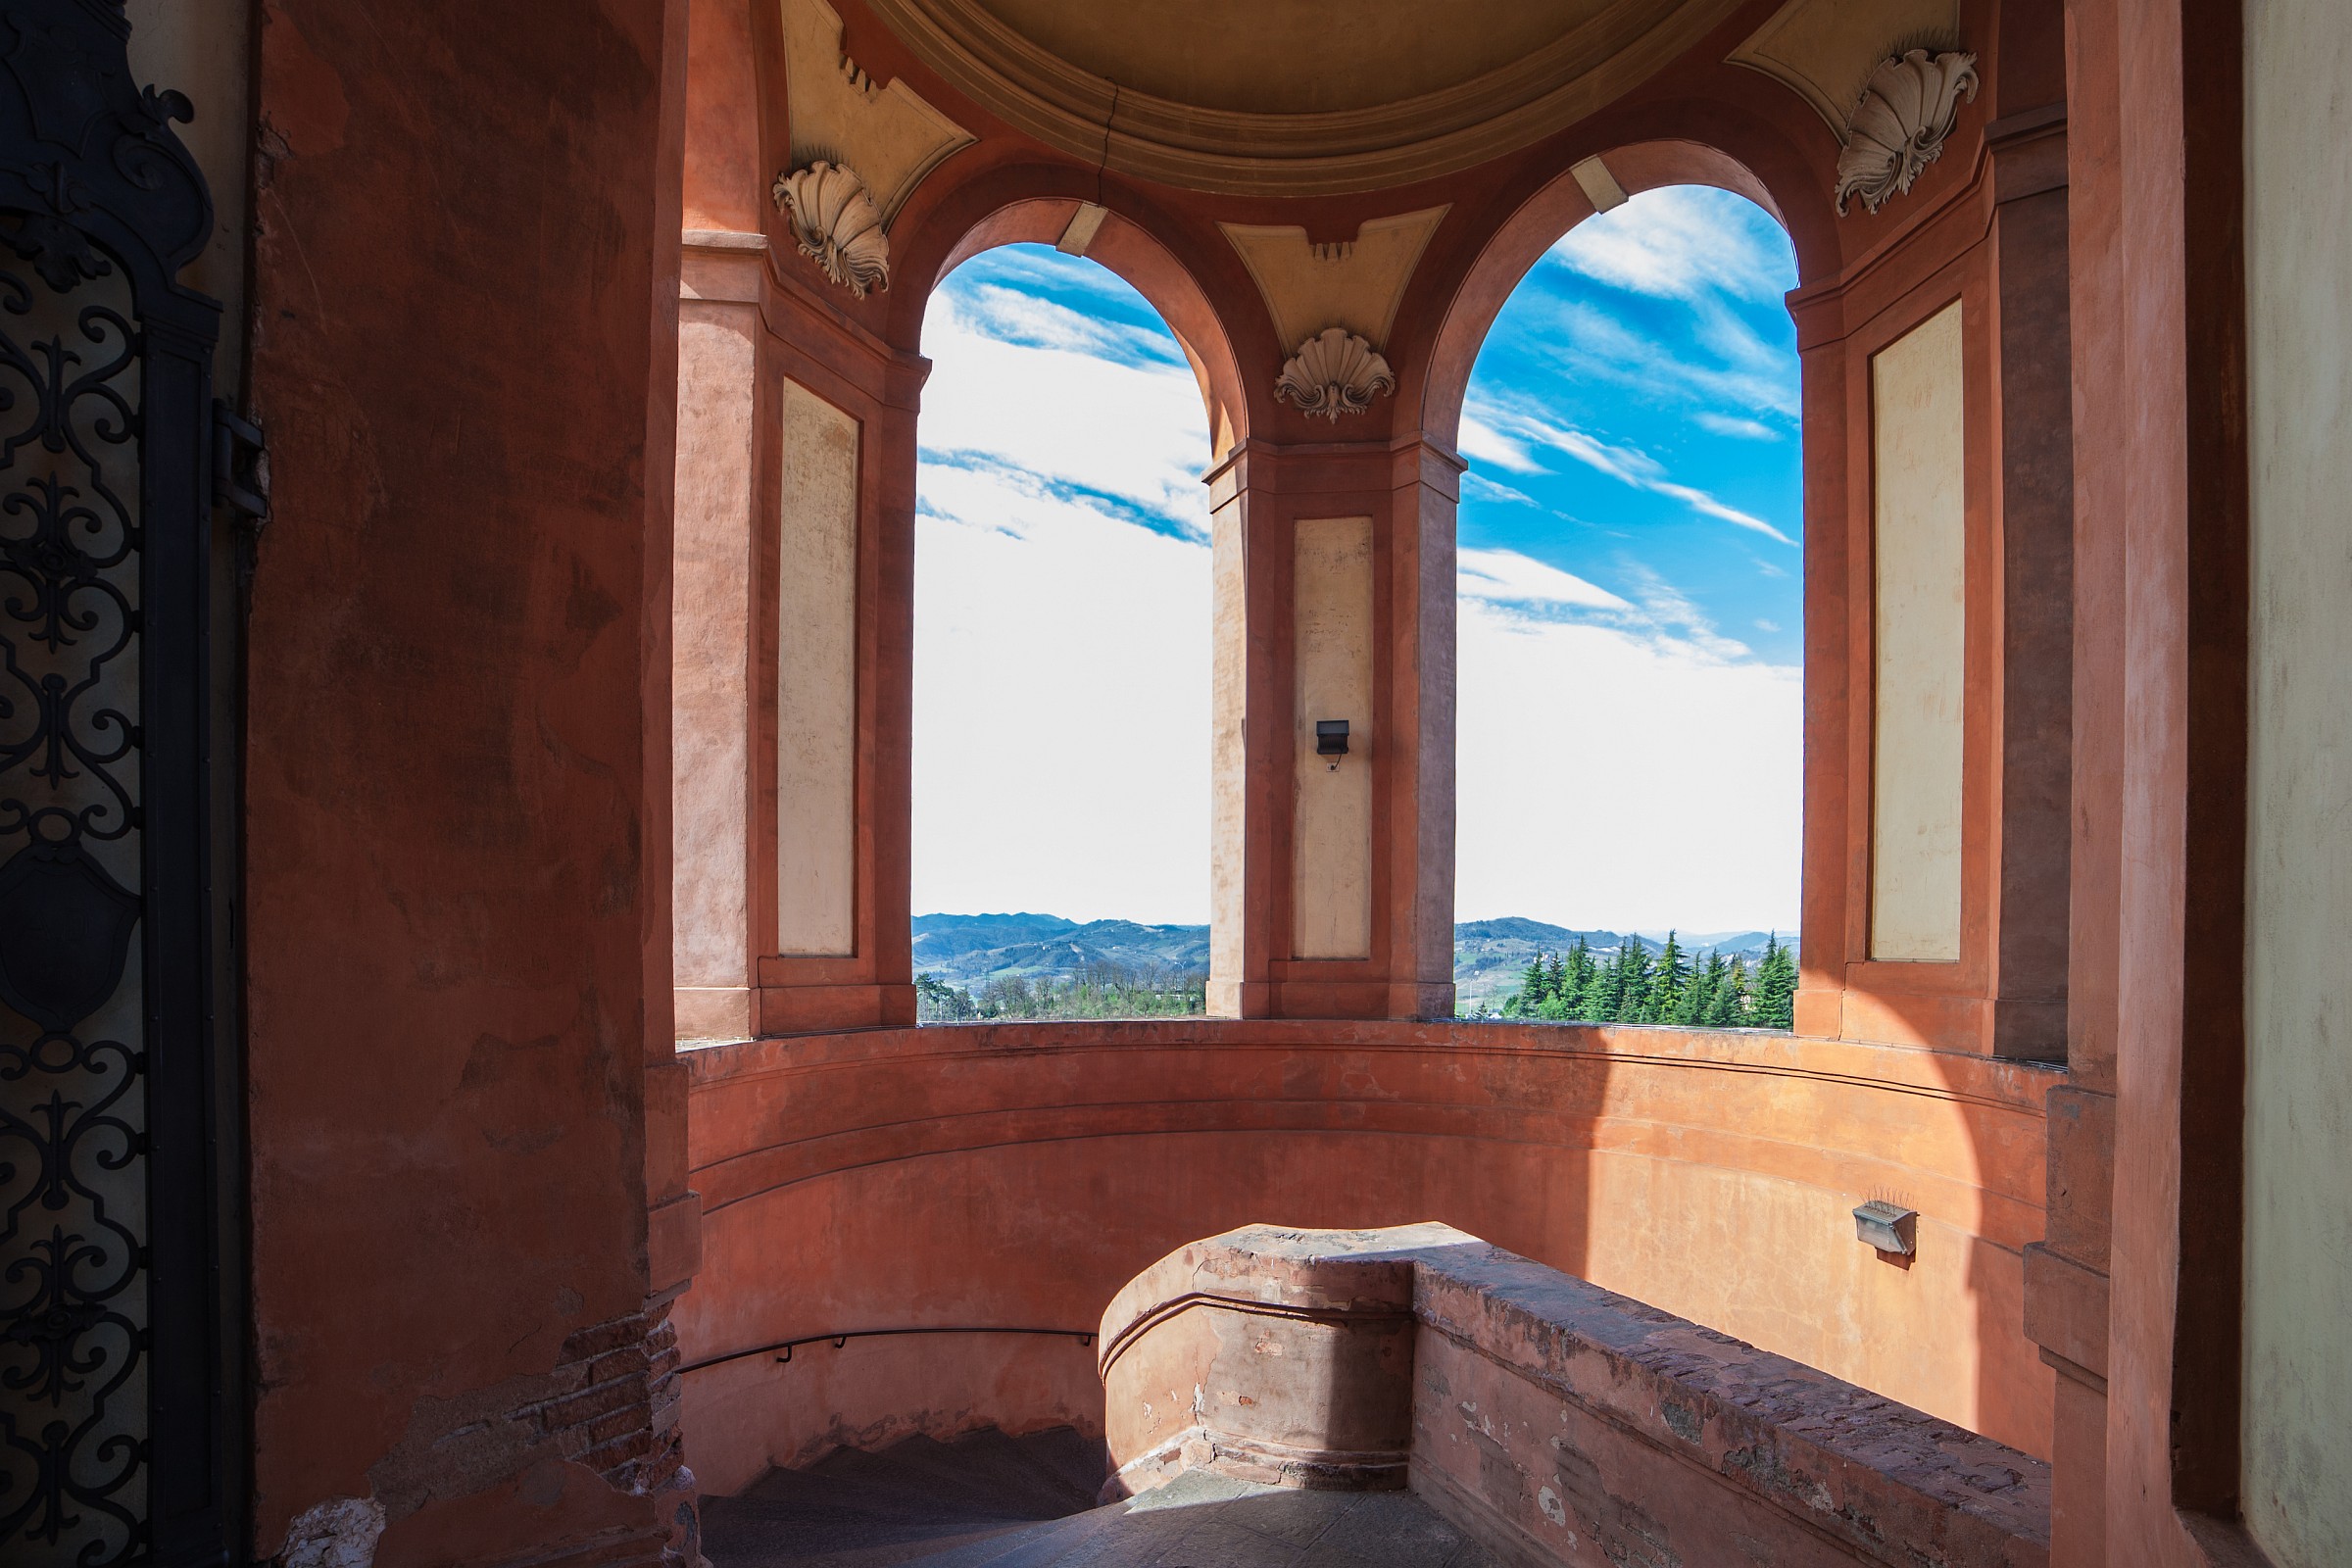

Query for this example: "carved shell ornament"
[773,161,891,298]
[1834,49,1981,216]
[1275,328,1397,421]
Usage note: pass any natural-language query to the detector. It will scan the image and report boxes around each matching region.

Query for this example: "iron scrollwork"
[0,2,240,1563]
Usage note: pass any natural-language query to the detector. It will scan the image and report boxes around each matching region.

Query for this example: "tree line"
[915,962,1208,1022]
[1497,932,1796,1028]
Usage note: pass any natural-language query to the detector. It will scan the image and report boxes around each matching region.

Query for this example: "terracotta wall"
[241,0,693,1560]
[675,1020,2058,1496]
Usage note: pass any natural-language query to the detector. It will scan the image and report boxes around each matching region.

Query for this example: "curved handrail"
[677,1324,1095,1376]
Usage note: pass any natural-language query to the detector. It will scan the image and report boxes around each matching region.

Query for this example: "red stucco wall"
[675,1021,2059,1496]
[243,0,686,1558]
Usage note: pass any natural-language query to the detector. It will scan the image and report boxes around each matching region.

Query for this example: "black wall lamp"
[1315,719,1350,758]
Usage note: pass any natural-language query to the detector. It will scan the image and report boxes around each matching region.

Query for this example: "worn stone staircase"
[700,1428,1499,1568]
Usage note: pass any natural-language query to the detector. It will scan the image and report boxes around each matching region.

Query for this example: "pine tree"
[1588,942,1626,1022]
[1648,931,1689,1024]
[1544,952,1567,1002]
[1684,951,1727,1026]
[1754,933,1797,1029]
[1707,956,1750,1026]
[1617,939,1654,1024]
[1564,938,1597,1020]
[1509,953,1549,1016]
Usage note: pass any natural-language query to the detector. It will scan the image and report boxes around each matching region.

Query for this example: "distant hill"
[913,912,1788,1009]
[911,912,1209,989]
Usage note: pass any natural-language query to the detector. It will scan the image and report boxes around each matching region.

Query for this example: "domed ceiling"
[859,0,1754,194]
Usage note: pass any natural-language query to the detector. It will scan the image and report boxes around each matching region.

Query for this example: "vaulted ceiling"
[858,0,1756,194]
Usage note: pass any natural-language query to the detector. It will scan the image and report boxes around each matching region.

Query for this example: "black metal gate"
[0,3,250,1562]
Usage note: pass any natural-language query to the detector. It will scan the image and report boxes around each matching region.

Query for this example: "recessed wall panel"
[2245,5,2352,1559]
[1293,515,1375,959]
[775,378,859,956]
[1869,302,1966,963]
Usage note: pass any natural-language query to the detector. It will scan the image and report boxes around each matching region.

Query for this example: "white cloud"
[1694,412,1780,441]
[1458,411,1543,473]
[1548,185,1794,304]
[920,289,1210,528]
[1461,470,1541,509]
[914,469,1212,923]
[908,246,1801,937]
[1455,593,1801,932]
[1457,548,1630,612]
[1465,397,1797,547]
[913,270,1216,923]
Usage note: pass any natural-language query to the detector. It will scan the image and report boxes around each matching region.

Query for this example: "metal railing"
[677,1324,1096,1376]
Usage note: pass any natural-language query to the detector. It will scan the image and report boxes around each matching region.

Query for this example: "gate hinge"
[212,398,269,522]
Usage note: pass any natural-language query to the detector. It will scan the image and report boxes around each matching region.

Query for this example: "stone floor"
[700,1429,1500,1568]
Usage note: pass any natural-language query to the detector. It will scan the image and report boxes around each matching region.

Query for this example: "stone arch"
[1414,134,1824,450]
[883,176,1258,461]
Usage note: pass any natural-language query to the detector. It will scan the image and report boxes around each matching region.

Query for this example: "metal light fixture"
[1316,720,1350,757]
[1852,1200,1917,1256]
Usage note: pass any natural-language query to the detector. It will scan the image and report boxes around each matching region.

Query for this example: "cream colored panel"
[1207,488,1249,1015]
[776,379,860,956]
[1221,207,1448,352]
[2245,5,2352,1562]
[784,0,974,221]
[1869,301,1965,963]
[1729,0,1960,135]
[1293,517,1375,960]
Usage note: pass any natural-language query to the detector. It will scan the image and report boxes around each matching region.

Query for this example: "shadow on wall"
[670,1018,2053,1496]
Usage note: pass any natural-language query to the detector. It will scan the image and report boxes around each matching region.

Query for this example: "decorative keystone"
[1834,49,1980,216]
[772,160,890,298]
[1274,327,1396,421]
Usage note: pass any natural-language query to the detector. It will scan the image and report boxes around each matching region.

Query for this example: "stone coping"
[1101,1225,2051,1567]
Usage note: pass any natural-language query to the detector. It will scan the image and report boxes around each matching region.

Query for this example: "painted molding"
[1275,329,1396,421]
[1835,50,1980,216]
[773,162,891,298]
[1727,0,1960,137]
[783,0,974,224]
[1221,206,1447,354]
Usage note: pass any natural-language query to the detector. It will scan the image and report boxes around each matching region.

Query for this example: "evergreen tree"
[1754,933,1797,1029]
[1508,953,1549,1016]
[1544,952,1567,1002]
[1616,939,1654,1024]
[1564,938,1597,1020]
[1684,951,1727,1026]
[1706,955,1750,1026]
[1587,942,1626,1022]
[1648,931,1689,1024]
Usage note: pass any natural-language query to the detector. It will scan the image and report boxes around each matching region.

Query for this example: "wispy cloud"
[1549,185,1793,304]
[1458,547,1631,612]
[1461,470,1541,509]
[1465,397,1797,546]
[1694,411,1780,441]
[951,282,1186,370]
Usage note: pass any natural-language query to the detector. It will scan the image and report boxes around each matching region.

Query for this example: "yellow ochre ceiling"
[857,0,1754,195]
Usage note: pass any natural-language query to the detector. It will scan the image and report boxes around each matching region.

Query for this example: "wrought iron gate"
[0,3,250,1562]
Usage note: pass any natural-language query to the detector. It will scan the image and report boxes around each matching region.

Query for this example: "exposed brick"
[537,1376,647,1435]
[590,1346,653,1385]
[587,1401,654,1447]
[560,1312,650,1364]
[580,1427,656,1477]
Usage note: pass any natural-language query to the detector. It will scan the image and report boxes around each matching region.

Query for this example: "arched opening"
[1449,182,1803,1023]
[908,241,1221,1022]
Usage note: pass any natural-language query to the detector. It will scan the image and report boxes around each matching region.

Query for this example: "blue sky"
[911,188,1803,932]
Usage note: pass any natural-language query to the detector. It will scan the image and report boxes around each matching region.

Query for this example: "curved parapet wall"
[1095,1223,2050,1567]
[676,1020,2060,1495]
[1097,1224,1444,1495]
